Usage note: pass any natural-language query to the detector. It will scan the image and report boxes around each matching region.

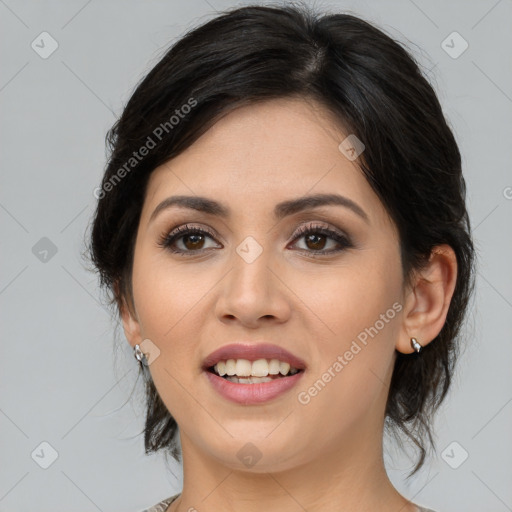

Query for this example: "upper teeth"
[213,358,299,377]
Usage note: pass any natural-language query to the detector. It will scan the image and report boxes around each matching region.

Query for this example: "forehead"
[142,97,390,228]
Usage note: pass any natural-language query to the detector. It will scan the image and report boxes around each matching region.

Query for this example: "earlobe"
[396,244,458,354]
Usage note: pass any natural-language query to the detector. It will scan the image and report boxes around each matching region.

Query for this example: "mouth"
[201,342,307,383]
[205,361,304,384]
[201,343,307,404]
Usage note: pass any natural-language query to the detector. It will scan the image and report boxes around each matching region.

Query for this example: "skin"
[120,97,457,512]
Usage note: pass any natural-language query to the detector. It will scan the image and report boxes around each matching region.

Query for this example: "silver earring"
[134,344,148,364]
[410,337,422,353]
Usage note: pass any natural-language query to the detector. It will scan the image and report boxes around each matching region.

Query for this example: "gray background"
[1,0,511,511]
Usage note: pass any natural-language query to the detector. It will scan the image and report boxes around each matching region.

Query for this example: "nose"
[215,247,292,328]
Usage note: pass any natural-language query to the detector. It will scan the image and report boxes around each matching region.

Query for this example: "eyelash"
[157,223,353,258]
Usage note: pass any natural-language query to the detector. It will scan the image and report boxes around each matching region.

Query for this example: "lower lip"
[204,370,305,405]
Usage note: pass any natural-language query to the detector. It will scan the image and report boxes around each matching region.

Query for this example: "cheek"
[132,249,212,338]
[292,249,402,416]
[130,257,211,414]
[129,253,219,393]
[290,251,402,344]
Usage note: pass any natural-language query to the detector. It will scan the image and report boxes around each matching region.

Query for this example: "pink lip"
[202,342,307,370]
[204,369,305,405]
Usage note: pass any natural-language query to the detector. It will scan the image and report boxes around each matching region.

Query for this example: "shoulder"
[139,492,181,512]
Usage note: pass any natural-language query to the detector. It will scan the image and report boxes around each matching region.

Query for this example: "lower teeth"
[222,374,289,384]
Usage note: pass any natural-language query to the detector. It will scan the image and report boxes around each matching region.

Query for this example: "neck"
[170,420,417,512]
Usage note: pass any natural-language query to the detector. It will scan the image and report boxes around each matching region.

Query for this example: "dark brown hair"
[84,2,476,477]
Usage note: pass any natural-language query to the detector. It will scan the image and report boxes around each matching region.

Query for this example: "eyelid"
[162,220,346,241]
[290,220,343,237]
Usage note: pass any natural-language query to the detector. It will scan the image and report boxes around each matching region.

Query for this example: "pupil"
[306,234,325,250]
[185,234,203,250]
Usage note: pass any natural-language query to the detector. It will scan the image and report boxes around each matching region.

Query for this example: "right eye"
[157,224,221,255]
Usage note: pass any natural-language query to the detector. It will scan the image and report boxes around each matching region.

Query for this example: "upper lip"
[202,343,307,371]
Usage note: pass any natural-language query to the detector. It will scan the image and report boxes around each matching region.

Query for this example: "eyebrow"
[149,193,369,224]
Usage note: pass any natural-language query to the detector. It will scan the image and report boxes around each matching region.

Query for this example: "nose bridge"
[231,233,273,299]
[216,232,290,324]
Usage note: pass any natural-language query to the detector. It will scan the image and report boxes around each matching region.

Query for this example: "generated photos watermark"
[93,97,197,199]
[297,301,403,405]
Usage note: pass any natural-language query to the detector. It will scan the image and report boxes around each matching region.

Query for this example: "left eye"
[289,224,352,255]
[157,223,352,257]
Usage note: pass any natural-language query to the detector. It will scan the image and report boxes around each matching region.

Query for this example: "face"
[123,97,407,472]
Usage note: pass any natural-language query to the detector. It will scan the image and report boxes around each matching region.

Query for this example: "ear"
[396,244,458,354]
[114,280,143,349]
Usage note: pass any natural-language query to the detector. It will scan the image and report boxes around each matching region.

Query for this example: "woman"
[86,3,475,511]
